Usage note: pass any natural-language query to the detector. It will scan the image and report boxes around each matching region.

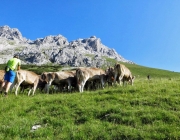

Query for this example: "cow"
[14,69,40,96]
[18,75,46,93]
[0,70,5,85]
[0,70,5,79]
[105,67,115,86]
[0,70,5,91]
[40,70,76,94]
[113,63,135,85]
[76,67,106,92]
[84,78,104,91]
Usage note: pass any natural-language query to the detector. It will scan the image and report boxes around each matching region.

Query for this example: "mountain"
[0,25,133,67]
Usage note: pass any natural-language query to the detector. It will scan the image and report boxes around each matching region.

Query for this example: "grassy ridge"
[1,63,180,78]
[0,64,180,139]
[122,63,180,79]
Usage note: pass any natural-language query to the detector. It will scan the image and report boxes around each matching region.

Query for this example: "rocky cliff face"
[0,25,133,67]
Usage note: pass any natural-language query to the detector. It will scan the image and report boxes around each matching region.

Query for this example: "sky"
[1,0,180,72]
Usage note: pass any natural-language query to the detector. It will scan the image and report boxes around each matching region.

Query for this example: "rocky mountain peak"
[0,25,28,43]
[0,25,134,67]
[33,35,69,46]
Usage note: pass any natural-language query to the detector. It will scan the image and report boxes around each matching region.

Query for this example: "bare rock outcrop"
[0,25,133,67]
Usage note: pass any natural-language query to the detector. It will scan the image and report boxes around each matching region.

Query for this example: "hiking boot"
[4,92,8,97]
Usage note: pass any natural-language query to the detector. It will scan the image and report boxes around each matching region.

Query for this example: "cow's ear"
[41,74,44,80]
[47,73,51,79]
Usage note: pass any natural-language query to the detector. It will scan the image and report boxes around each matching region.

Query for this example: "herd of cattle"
[0,63,135,96]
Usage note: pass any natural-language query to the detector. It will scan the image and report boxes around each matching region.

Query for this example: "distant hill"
[0,25,133,67]
[1,62,180,79]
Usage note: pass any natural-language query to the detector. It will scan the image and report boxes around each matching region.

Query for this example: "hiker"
[0,55,21,96]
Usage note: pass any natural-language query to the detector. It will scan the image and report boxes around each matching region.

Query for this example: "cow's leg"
[77,79,83,92]
[45,79,53,93]
[44,84,47,93]
[118,74,124,86]
[67,80,71,92]
[81,82,85,92]
[80,83,84,92]
[15,81,23,96]
[78,84,82,92]
[9,81,16,93]
[28,89,32,96]
[78,85,80,92]
[114,73,117,85]
[79,80,86,92]
[31,87,36,96]
[82,79,88,92]
[123,78,127,86]
[100,78,105,89]
[31,81,38,96]
[46,84,51,94]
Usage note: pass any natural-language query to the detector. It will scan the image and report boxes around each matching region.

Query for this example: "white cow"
[76,67,106,92]
[113,63,135,85]
[14,69,40,96]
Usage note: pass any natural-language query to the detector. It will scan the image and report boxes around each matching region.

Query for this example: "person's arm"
[17,60,21,70]
[17,65,20,70]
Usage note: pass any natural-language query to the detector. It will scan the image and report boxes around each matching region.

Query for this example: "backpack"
[5,66,10,72]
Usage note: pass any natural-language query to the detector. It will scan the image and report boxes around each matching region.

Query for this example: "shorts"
[4,70,16,83]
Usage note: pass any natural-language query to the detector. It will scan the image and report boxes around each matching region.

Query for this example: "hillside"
[0,65,180,139]
[122,63,180,79]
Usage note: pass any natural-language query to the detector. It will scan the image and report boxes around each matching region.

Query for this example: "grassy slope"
[0,63,180,139]
[125,63,180,79]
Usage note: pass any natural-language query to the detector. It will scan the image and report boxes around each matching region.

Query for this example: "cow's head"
[105,67,115,83]
[41,73,46,81]
[41,72,55,84]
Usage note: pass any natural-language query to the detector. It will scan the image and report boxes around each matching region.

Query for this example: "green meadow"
[0,64,180,139]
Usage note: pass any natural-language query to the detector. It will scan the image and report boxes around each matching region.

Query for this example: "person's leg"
[0,81,5,92]
[4,71,16,96]
[0,72,8,93]
[3,82,13,96]
[5,82,13,93]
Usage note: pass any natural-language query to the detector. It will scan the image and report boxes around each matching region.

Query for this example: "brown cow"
[0,70,5,86]
[41,70,76,93]
[113,63,135,85]
[76,67,106,92]
[0,70,5,79]
[0,70,5,91]
[14,69,40,96]
[18,75,46,93]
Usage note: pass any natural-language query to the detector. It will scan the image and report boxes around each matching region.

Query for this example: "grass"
[1,78,180,139]
[0,63,180,139]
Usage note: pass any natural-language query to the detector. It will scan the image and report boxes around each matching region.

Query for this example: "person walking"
[0,55,21,96]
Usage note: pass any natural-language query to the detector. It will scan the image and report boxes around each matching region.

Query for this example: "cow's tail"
[76,69,83,84]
